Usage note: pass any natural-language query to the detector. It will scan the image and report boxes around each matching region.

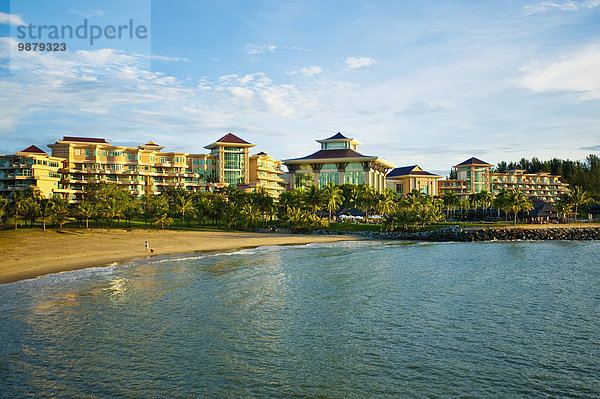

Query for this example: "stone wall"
[314,226,600,241]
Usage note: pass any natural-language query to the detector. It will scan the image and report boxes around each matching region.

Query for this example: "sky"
[1,0,599,176]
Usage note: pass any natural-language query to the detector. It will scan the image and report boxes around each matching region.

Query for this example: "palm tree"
[174,195,196,229]
[356,184,377,217]
[566,186,591,221]
[74,200,95,229]
[102,198,123,227]
[24,197,41,227]
[51,198,70,230]
[442,191,460,219]
[501,188,533,224]
[241,203,261,230]
[304,184,322,216]
[321,182,344,222]
[0,198,9,226]
[414,201,445,229]
[153,213,173,229]
[11,192,27,230]
[376,189,397,216]
[468,193,479,218]
[478,190,493,219]
[251,187,274,226]
[39,198,55,231]
[221,202,240,231]
[194,194,212,227]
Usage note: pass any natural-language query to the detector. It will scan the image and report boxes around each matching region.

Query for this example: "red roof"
[387,165,439,178]
[20,145,47,154]
[287,148,368,161]
[322,132,350,141]
[62,136,107,143]
[454,157,492,167]
[216,133,250,144]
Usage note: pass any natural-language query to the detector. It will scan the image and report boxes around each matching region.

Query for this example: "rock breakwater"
[313,226,600,241]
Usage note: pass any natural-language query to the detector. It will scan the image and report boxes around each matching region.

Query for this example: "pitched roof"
[255,151,268,156]
[62,136,107,144]
[387,165,441,178]
[216,133,250,144]
[20,145,47,154]
[323,132,350,141]
[145,141,159,146]
[454,157,493,167]
[529,202,557,217]
[287,148,368,161]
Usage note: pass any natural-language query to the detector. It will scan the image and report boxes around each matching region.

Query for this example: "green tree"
[153,213,173,229]
[442,191,460,219]
[0,198,9,226]
[376,189,397,216]
[500,188,533,224]
[303,184,322,216]
[566,186,592,220]
[174,195,196,229]
[11,191,28,230]
[51,198,70,230]
[39,198,55,231]
[241,203,261,230]
[74,200,95,229]
[321,182,344,222]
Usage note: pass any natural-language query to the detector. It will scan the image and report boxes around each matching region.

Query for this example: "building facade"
[243,152,286,198]
[489,169,568,203]
[438,157,569,203]
[386,165,442,196]
[0,146,66,199]
[283,132,394,192]
[45,134,278,202]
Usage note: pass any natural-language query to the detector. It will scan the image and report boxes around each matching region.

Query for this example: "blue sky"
[1,0,599,175]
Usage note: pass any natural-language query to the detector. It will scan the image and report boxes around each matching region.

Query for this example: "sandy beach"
[0,228,357,284]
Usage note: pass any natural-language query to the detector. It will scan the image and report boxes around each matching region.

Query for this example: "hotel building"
[44,134,284,202]
[283,132,395,192]
[244,152,286,198]
[438,157,568,203]
[386,165,442,196]
[488,169,568,203]
[0,145,66,199]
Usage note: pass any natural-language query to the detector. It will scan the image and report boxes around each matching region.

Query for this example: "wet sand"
[0,228,357,284]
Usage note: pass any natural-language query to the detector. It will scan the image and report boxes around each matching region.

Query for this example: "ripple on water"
[0,241,599,397]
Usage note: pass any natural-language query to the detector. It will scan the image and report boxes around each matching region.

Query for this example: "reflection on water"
[1,241,599,397]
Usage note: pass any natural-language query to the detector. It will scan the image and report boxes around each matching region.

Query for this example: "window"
[224,152,244,170]
[322,142,348,150]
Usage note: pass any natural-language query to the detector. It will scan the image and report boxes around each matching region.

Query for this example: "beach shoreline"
[0,228,358,284]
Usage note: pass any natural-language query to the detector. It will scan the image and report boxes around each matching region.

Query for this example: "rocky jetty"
[313,226,600,242]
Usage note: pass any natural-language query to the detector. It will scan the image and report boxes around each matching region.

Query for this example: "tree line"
[0,181,595,233]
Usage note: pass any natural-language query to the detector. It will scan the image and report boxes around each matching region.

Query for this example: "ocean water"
[1,241,599,398]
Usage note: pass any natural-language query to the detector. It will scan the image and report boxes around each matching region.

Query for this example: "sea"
[1,240,599,397]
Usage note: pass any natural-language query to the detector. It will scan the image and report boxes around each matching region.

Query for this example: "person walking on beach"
[145,241,150,252]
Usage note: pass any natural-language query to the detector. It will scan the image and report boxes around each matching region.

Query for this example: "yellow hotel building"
[438,157,568,203]
[0,145,66,199]
[46,134,283,202]
[385,165,442,196]
[245,152,286,198]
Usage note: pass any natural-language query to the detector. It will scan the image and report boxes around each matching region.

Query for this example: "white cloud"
[524,0,600,14]
[151,54,191,63]
[287,66,323,76]
[518,44,600,99]
[0,11,26,26]
[344,56,376,70]
[246,44,277,55]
